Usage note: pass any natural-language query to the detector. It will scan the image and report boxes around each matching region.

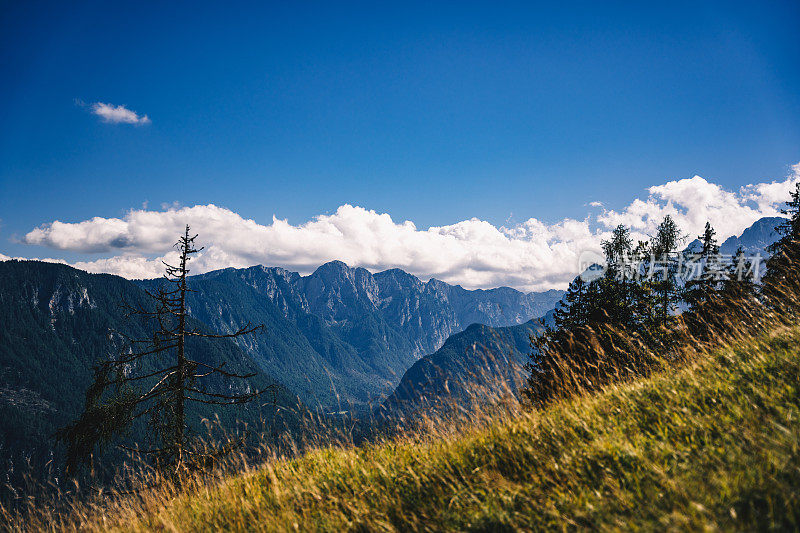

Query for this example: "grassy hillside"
[17,322,800,531]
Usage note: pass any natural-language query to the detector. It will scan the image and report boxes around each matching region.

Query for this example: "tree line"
[525,184,800,405]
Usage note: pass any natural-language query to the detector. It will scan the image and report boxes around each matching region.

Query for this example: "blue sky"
[1,1,799,289]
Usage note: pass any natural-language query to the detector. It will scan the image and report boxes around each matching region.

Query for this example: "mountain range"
[0,258,560,490]
[0,215,782,488]
[686,216,784,256]
[139,261,563,409]
[383,320,544,415]
[719,216,784,256]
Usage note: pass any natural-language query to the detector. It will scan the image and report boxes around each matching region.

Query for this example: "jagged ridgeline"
[137,261,563,409]
[0,258,561,491]
[0,261,300,494]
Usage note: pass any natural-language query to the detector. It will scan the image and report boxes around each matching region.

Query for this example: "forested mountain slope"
[141,262,562,409]
[384,215,787,416]
[382,320,544,413]
[0,261,299,494]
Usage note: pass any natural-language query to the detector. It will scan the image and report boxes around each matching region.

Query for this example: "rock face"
[149,263,564,409]
[719,217,785,256]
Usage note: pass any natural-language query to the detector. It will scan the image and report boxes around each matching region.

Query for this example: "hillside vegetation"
[7,207,800,530]
[384,320,543,412]
[13,321,800,531]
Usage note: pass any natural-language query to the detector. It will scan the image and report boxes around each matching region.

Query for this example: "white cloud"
[21,205,601,290]
[589,201,603,207]
[18,164,800,291]
[597,164,800,243]
[742,163,800,213]
[90,102,151,125]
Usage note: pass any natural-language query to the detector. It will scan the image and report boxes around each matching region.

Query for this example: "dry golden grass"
[5,320,800,531]
[7,259,800,531]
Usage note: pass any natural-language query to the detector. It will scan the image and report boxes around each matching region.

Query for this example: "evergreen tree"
[722,246,758,300]
[629,239,657,332]
[552,276,590,330]
[58,226,271,478]
[764,182,800,290]
[684,222,723,310]
[649,215,684,327]
[599,225,636,328]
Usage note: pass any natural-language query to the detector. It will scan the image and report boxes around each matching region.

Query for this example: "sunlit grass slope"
[28,326,800,531]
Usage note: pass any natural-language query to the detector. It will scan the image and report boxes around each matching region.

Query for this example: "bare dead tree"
[59,225,272,479]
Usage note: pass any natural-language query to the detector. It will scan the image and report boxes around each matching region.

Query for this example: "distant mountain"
[141,262,563,410]
[686,216,785,256]
[719,216,784,256]
[0,261,299,493]
[382,320,544,415]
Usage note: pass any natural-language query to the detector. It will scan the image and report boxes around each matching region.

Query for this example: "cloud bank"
[90,102,151,125]
[14,164,800,291]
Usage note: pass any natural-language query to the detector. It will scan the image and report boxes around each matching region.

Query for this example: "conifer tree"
[684,222,723,310]
[649,215,684,327]
[552,276,587,329]
[629,239,657,331]
[58,226,270,478]
[764,182,800,290]
[599,224,636,328]
[722,246,758,300]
